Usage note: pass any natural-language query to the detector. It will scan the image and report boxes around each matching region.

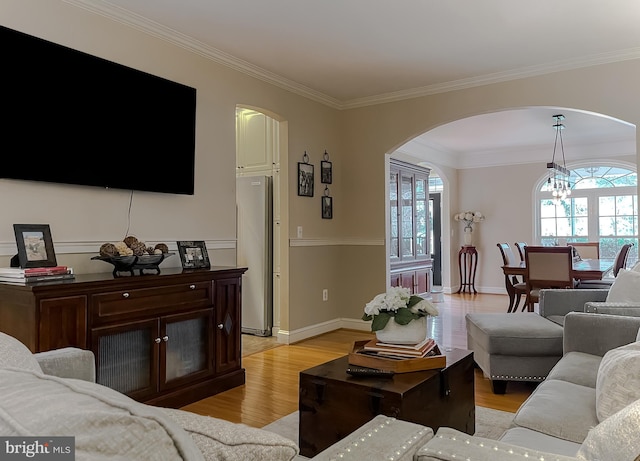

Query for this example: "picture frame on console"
[13,224,58,268]
[177,241,211,269]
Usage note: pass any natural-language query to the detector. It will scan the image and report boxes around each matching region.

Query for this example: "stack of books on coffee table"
[0,266,75,285]
[349,338,446,373]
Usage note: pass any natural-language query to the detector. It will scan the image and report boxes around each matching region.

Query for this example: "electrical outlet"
[322,289,328,301]
[297,226,303,238]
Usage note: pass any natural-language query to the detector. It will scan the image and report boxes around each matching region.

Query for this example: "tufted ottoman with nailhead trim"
[465,313,564,394]
[309,415,434,461]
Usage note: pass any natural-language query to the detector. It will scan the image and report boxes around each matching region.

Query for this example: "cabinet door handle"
[162,335,169,342]
[122,292,130,298]
[154,337,161,344]
[217,324,224,329]
[189,284,196,289]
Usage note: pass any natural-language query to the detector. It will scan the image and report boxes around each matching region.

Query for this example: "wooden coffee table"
[298,348,474,458]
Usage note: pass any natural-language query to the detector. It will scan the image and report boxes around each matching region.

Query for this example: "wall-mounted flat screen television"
[1,25,197,195]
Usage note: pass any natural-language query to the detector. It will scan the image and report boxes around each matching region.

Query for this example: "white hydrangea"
[411,299,439,317]
[454,211,485,229]
[364,286,411,316]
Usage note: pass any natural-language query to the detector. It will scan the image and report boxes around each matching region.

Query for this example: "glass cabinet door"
[93,319,158,401]
[161,309,214,390]
[390,171,399,260]
[415,176,428,259]
[401,173,415,258]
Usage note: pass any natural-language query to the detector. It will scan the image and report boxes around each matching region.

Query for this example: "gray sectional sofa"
[3,312,640,460]
[312,312,640,461]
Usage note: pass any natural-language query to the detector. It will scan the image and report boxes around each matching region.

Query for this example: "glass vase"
[464,227,473,246]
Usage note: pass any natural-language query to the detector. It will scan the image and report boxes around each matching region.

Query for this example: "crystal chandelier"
[547,114,572,203]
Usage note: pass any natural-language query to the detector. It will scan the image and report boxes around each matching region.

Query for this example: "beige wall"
[2,1,638,340]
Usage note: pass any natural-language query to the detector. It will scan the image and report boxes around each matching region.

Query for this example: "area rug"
[262,406,514,460]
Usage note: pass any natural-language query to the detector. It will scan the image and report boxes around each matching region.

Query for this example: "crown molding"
[65,0,640,111]
[63,0,343,109]
[340,48,640,109]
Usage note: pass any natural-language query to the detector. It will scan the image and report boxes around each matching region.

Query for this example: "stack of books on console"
[0,266,75,285]
[349,337,446,373]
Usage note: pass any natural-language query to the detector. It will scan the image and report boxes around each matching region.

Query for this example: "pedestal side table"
[457,245,478,293]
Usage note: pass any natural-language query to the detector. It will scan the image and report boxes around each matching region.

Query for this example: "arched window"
[536,163,638,265]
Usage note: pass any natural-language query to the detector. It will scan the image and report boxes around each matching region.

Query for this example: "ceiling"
[74,0,639,159]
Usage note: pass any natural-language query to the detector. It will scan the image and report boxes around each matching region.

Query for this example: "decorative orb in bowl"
[91,253,174,277]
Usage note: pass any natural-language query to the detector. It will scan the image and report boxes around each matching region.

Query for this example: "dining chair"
[497,243,527,312]
[577,243,634,288]
[568,242,600,260]
[524,246,575,312]
[514,242,528,262]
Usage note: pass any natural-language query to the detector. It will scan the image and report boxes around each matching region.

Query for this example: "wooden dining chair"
[569,242,600,260]
[524,246,575,312]
[497,243,527,312]
[577,243,634,288]
[514,242,528,262]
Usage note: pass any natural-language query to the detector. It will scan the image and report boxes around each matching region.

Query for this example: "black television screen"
[1,25,197,195]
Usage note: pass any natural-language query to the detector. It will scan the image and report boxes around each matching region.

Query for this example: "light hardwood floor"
[181,292,536,428]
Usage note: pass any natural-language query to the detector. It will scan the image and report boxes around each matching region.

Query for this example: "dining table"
[501,258,614,312]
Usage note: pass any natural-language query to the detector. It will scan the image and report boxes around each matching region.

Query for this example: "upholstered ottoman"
[310,415,434,461]
[465,313,563,394]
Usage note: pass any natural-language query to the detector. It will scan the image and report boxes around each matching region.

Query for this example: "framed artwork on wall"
[321,160,332,184]
[13,223,58,268]
[298,162,314,197]
[177,240,211,269]
[322,195,333,219]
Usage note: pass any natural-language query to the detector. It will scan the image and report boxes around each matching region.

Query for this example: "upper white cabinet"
[236,109,279,174]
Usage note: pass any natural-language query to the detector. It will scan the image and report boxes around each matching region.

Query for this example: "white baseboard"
[277,318,371,344]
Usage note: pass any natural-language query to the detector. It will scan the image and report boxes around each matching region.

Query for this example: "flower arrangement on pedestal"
[454,211,485,245]
[362,287,439,344]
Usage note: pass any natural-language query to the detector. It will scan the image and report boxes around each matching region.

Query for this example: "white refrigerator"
[236,176,273,336]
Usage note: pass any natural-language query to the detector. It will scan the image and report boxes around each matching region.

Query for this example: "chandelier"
[547,114,571,203]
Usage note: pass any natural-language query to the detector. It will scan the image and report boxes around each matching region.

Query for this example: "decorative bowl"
[91,253,174,277]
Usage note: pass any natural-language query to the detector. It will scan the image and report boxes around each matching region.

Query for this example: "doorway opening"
[235,106,288,340]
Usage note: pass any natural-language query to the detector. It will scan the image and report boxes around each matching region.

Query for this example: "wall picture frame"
[13,224,58,268]
[322,195,333,219]
[321,160,332,184]
[298,162,314,197]
[177,241,211,269]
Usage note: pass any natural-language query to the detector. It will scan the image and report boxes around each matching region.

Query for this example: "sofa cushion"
[512,379,597,443]
[596,340,640,422]
[545,351,602,388]
[310,415,433,461]
[0,332,42,373]
[498,427,581,457]
[577,398,640,461]
[161,408,299,461]
[465,313,563,355]
[606,269,640,303]
[415,427,579,461]
[0,368,204,460]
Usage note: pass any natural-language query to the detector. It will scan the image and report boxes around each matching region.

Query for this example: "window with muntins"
[537,164,638,265]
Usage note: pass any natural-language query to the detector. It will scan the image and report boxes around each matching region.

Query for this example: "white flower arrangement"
[454,211,485,230]
[362,286,439,332]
